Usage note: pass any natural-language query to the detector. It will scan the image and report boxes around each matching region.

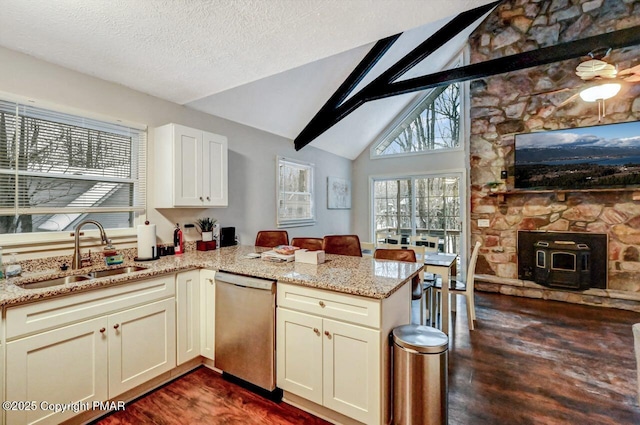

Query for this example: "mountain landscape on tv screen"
[514,123,640,189]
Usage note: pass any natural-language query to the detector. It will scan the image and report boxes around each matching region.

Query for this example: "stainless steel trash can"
[392,324,448,425]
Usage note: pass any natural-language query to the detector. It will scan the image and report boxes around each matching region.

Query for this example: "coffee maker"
[220,227,236,247]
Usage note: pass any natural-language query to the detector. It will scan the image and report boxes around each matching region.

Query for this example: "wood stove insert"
[518,231,607,290]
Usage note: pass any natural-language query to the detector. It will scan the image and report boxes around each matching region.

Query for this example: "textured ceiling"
[190,10,491,159]
[0,0,495,158]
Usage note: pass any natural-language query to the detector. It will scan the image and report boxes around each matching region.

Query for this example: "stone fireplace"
[467,0,640,310]
[517,231,607,290]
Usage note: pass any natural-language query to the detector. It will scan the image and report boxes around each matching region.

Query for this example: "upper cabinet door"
[154,123,228,208]
[202,131,228,207]
[174,125,204,206]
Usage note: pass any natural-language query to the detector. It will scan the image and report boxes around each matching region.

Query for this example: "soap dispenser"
[5,252,22,277]
[103,240,124,266]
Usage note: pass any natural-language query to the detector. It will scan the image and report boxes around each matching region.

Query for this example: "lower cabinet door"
[5,317,109,425]
[108,298,176,397]
[177,270,201,365]
[276,308,323,405]
[322,318,381,425]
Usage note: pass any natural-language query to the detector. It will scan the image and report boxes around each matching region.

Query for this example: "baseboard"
[282,391,365,425]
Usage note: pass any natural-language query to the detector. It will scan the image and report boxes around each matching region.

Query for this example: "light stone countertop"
[0,245,422,307]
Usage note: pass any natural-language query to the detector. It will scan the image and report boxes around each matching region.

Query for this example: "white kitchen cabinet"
[154,123,228,208]
[5,317,109,425]
[176,270,201,365]
[108,298,176,397]
[4,275,177,424]
[277,309,323,404]
[277,284,382,425]
[322,317,379,422]
[200,269,216,361]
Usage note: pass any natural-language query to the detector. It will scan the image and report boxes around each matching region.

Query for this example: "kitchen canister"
[136,221,157,260]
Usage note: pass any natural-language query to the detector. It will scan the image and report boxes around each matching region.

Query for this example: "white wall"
[0,46,351,251]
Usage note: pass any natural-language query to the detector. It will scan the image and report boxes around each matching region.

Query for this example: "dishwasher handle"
[215,271,275,291]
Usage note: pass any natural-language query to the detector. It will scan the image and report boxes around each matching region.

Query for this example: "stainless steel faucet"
[72,220,109,269]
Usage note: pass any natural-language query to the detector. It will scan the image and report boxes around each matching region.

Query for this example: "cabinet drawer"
[277,282,380,328]
[6,274,175,340]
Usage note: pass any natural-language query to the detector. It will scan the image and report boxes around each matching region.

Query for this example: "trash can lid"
[392,324,448,354]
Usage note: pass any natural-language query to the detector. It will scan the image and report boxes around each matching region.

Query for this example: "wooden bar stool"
[255,230,289,248]
[374,247,425,325]
[322,235,362,257]
[291,237,323,251]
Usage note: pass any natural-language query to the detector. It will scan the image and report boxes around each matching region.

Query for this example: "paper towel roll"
[137,223,156,259]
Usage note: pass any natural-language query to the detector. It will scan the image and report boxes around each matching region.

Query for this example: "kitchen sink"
[19,266,149,290]
[88,266,148,278]
[20,275,92,290]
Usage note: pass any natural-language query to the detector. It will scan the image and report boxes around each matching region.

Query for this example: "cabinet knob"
[324,330,331,339]
[199,196,203,201]
[206,196,210,201]
[319,301,325,308]
[113,324,120,330]
[313,328,320,335]
[99,327,106,333]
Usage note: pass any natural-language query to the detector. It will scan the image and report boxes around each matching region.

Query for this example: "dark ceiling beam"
[377,25,640,100]
[294,34,400,146]
[295,33,402,150]
[363,1,500,90]
[294,0,500,151]
[329,34,401,108]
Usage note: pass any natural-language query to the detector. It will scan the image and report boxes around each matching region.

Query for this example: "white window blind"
[0,99,146,234]
[277,157,315,227]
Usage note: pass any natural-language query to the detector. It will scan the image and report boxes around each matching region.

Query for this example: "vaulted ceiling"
[0,0,496,159]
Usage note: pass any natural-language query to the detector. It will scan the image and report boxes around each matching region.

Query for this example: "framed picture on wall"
[327,176,351,209]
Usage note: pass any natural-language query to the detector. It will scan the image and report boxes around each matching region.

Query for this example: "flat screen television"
[514,120,640,189]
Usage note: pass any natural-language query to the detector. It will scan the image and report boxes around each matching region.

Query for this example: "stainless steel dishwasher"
[214,271,277,392]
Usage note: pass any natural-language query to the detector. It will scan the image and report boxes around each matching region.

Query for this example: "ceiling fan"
[537,48,640,119]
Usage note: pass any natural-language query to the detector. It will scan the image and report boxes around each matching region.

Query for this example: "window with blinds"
[276,157,315,227]
[0,99,146,234]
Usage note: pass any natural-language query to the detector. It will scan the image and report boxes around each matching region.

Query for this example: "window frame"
[276,156,316,228]
[0,91,147,245]
[370,52,465,159]
[369,169,468,276]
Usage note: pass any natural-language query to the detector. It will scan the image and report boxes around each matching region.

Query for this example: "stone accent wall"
[468,0,640,296]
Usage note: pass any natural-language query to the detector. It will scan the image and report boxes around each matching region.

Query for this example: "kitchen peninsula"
[1,245,420,306]
[0,246,421,425]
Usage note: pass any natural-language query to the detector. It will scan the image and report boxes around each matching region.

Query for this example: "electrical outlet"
[500,170,508,179]
[478,219,490,228]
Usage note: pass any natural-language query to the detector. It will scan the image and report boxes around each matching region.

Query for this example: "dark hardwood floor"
[96,292,640,425]
[94,368,329,425]
[447,292,640,425]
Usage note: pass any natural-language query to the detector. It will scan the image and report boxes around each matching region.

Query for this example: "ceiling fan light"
[579,82,622,102]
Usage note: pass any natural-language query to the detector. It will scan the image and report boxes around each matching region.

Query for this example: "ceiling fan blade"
[558,93,580,108]
[576,59,609,73]
[618,63,640,81]
[576,63,616,80]
[531,87,571,96]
